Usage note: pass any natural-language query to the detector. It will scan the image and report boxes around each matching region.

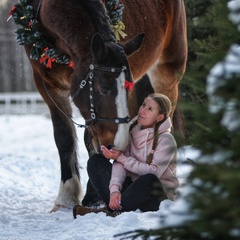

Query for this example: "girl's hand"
[101,145,122,161]
[109,192,122,210]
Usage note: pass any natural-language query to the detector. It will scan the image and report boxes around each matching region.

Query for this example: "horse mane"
[80,0,116,42]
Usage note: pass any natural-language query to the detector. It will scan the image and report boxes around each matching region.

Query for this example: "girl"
[73,93,179,217]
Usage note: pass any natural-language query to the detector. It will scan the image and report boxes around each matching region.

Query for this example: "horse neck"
[80,0,115,43]
[37,0,116,63]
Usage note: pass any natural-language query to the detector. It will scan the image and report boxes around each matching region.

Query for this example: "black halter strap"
[74,64,130,126]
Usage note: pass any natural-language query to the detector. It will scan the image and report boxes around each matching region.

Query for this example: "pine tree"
[116,1,240,239]
[180,0,240,144]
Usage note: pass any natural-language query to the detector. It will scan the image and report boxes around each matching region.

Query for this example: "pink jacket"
[109,117,179,201]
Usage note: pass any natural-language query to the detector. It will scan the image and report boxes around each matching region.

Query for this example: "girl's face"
[137,97,164,129]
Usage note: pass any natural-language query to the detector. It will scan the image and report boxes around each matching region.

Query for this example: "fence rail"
[0,92,48,114]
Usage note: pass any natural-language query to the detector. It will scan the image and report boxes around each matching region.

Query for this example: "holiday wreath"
[9,0,126,69]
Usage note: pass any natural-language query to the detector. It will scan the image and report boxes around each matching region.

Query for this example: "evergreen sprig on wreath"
[9,0,126,69]
[105,0,127,40]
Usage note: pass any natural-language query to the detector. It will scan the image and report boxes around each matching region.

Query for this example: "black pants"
[87,154,166,212]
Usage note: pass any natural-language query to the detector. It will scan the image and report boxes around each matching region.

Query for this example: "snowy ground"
[0,113,194,240]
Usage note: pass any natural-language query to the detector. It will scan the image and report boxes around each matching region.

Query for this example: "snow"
[206,0,240,132]
[0,114,193,240]
[228,0,240,30]
[207,44,240,131]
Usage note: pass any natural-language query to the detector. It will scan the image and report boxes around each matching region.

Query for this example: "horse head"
[72,33,145,151]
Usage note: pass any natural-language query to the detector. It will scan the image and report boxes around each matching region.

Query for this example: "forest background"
[1,0,240,239]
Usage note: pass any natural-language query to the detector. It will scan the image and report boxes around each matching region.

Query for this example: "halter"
[74,64,131,126]
[10,0,130,129]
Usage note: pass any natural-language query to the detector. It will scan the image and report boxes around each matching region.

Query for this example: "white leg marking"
[54,174,82,209]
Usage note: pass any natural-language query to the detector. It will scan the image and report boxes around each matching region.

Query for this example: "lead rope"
[36,50,88,128]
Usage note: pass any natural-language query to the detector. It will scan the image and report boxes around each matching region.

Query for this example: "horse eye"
[99,86,111,96]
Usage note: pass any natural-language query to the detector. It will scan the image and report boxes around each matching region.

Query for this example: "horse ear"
[91,33,107,60]
[121,33,145,56]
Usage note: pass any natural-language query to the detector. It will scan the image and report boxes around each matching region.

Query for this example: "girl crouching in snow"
[73,93,179,217]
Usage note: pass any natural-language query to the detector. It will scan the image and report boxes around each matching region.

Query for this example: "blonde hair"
[130,93,172,164]
[149,93,172,120]
[146,93,172,164]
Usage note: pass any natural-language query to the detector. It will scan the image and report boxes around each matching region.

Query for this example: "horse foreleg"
[147,59,186,137]
[50,109,82,211]
[148,61,181,107]
[34,74,82,211]
[127,74,154,121]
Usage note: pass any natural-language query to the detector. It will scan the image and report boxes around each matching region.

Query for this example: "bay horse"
[11,0,187,211]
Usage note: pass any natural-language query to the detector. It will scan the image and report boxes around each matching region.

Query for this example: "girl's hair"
[149,93,172,120]
[130,93,172,164]
[146,93,172,164]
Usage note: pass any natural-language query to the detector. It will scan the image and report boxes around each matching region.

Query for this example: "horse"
[10,0,187,211]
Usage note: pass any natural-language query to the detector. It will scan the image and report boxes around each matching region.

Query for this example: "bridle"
[73,64,131,127]
[35,0,131,128]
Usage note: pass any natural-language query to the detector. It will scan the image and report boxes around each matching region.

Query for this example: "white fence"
[0,92,48,115]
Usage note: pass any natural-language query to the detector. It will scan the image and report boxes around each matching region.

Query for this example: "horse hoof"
[50,204,65,213]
